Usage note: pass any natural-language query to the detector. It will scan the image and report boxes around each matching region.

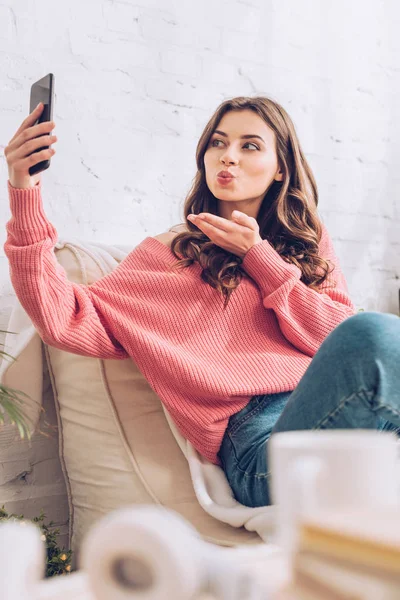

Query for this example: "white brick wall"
[0,0,399,548]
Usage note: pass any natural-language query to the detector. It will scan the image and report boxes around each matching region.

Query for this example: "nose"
[220,150,239,166]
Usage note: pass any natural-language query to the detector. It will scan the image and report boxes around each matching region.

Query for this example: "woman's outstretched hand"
[4,102,57,189]
[187,211,263,259]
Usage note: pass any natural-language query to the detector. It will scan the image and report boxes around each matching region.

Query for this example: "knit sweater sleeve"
[3,180,129,360]
[241,221,357,357]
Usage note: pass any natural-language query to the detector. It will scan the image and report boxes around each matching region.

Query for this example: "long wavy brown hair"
[168,96,334,309]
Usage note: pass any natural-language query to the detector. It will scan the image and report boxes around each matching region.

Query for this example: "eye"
[243,142,259,151]
[210,139,259,150]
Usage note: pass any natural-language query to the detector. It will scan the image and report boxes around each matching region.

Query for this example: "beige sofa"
[13,232,263,567]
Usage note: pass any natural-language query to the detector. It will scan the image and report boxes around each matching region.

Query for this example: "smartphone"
[28,73,55,176]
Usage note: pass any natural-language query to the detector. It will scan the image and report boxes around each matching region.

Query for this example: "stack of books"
[288,507,400,600]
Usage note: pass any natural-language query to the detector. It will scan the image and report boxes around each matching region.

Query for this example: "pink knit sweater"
[4,179,356,464]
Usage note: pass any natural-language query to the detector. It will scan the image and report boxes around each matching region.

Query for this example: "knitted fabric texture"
[4,179,356,464]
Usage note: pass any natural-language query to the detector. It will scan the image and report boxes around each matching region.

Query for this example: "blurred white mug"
[268,429,399,554]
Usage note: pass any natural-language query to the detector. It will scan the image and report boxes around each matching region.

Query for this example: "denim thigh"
[218,394,400,508]
[218,391,292,508]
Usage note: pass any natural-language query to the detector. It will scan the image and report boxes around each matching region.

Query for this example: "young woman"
[4,96,400,508]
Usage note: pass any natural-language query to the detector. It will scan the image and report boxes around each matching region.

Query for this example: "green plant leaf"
[0,385,39,440]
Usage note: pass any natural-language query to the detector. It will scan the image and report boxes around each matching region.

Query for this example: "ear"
[274,169,283,182]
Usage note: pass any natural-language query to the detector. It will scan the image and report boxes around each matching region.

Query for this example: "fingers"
[189,213,233,233]
[6,114,55,161]
[11,145,56,179]
[14,134,57,161]
[9,102,44,144]
[5,102,57,178]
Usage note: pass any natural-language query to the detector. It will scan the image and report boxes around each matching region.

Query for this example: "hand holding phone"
[4,102,57,189]
[4,73,57,189]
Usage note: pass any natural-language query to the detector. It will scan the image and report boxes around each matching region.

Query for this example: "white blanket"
[0,237,276,542]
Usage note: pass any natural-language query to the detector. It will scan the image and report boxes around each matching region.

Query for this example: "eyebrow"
[212,130,265,143]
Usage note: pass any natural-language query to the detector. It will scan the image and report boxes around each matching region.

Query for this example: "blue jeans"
[218,312,400,507]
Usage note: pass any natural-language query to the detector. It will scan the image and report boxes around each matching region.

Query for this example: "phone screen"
[28,73,55,176]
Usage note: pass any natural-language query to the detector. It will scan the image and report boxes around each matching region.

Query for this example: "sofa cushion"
[45,237,263,565]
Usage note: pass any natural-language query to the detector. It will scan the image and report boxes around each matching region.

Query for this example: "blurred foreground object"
[290,507,400,600]
[0,504,287,600]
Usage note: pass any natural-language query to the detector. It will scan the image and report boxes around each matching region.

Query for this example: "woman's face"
[203,109,283,219]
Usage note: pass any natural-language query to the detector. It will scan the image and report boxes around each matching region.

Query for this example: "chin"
[211,187,235,200]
